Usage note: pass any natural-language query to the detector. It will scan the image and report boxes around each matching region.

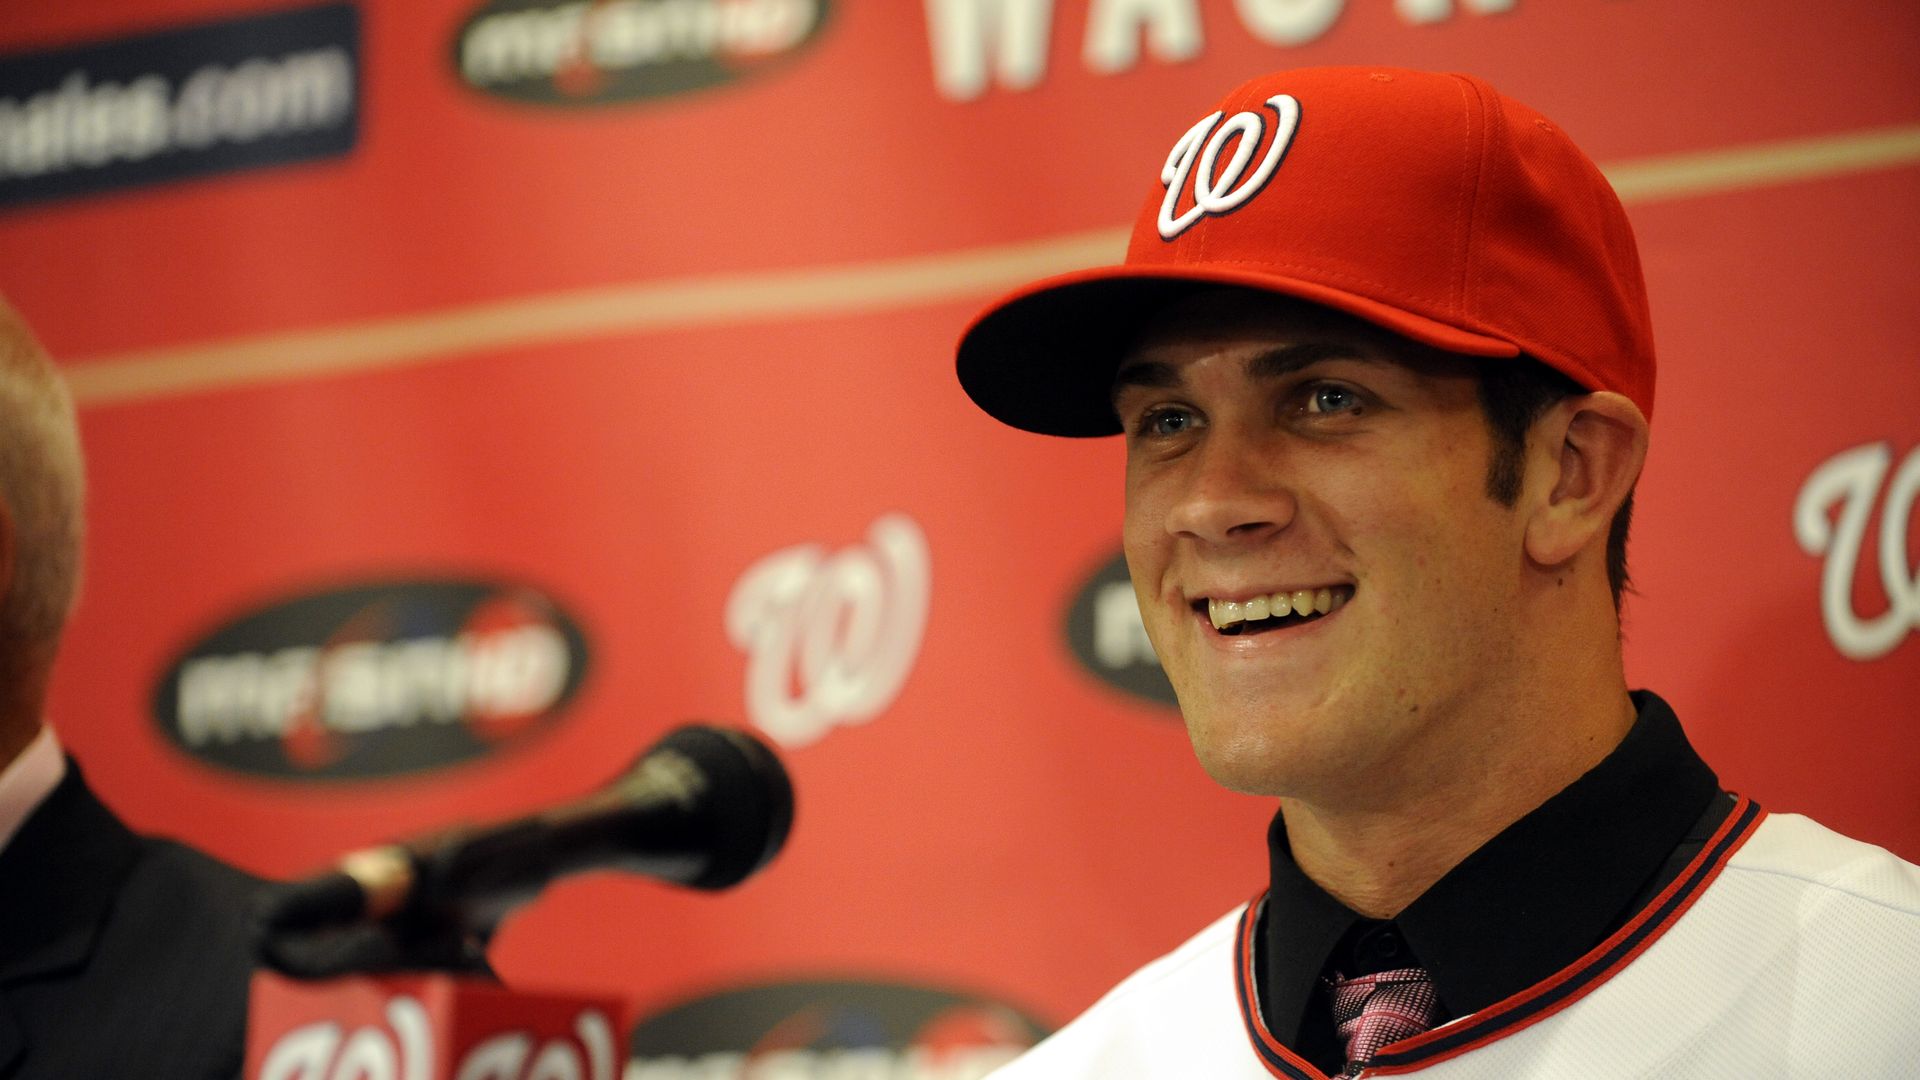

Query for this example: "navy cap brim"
[957,264,1521,438]
[957,276,1213,437]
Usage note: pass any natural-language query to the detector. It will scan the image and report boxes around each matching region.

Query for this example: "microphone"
[260,724,794,958]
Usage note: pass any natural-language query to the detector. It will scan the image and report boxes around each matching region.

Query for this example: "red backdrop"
[2,0,1916,1069]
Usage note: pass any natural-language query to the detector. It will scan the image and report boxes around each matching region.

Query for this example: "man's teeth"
[1207,587,1349,630]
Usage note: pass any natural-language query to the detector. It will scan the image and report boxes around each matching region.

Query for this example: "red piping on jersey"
[1234,795,1766,1077]
[1236,896,1330,1079]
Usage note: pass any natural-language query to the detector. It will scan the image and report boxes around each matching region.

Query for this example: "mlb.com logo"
[452,0,832,105]
[624,978,1047,1079]
[1062,551,1178,709]
[153,578,591,781]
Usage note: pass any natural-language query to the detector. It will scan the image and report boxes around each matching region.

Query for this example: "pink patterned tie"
[1324,967,1438,1077]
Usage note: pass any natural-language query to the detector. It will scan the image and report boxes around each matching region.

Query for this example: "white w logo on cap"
[1158,94,1301,240]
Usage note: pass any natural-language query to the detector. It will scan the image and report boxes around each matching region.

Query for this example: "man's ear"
[1523,391,1648,569]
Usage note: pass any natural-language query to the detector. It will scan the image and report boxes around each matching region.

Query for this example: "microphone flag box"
[246,971,625,1080]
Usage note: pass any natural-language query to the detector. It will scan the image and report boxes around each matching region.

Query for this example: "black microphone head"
[646,724,794,890]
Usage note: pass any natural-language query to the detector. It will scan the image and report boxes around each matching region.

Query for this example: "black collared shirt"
[1260,691,1731,1075]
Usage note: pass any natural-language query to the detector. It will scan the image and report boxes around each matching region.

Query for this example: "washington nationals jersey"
[991,802,1920,1078]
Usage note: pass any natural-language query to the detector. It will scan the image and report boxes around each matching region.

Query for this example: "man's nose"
[1162,432,1296,545]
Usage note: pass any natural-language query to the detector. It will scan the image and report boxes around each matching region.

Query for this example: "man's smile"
[1191,584,1356,635]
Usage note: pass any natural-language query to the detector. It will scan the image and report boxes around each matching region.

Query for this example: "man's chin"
[1179,694,1353,798]
[1184,719,1302,797]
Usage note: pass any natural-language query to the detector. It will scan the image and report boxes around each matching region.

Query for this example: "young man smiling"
[955,67,1920,1078]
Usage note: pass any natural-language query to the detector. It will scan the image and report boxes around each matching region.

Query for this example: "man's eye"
[1305,384,1362,415]
[1139,408,1196,436]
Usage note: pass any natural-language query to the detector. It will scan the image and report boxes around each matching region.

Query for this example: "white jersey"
[992,801,1920,1078]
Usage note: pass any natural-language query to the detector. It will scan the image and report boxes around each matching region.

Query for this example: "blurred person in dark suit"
[0,297,262,1080]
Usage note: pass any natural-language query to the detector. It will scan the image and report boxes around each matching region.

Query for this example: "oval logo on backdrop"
[453,0,832,106]
[626,978,1048,1078]
[1063,550,1178,709]
[153,579,589,780]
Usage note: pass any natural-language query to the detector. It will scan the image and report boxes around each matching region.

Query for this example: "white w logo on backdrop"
[1793,442,1920,660]
[1158,93,1301,240]
[727,514,930,747]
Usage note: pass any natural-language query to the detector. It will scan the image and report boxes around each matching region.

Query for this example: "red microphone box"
[246,972,625,1080]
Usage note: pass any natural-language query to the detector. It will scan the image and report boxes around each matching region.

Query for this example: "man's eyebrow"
[1247,341,1381,379]
[1110,359,1179,400]
[1109,341,1383,407]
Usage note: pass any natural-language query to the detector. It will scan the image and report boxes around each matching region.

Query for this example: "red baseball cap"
[956,66,1655,436]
